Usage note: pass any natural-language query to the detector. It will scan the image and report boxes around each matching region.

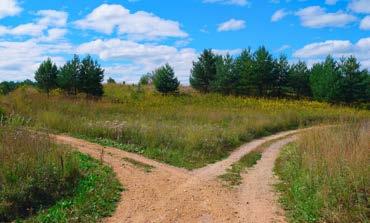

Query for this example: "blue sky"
[0,0,370,83]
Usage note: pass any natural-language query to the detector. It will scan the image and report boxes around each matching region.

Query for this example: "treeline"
[189,48,370,104]
[34,55,104,97]
[0,80,36,95]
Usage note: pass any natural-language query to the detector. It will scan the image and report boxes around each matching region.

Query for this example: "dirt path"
[53,130,300,223]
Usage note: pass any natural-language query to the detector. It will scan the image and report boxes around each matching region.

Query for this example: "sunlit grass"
[275,124,370,222]
[1,85,369,169]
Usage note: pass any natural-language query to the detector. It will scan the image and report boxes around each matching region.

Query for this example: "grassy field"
[0,123,122,222]
[1,84,369,169]
[275,124,369,223]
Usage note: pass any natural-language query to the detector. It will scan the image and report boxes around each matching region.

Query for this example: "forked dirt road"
[53,129,301,223]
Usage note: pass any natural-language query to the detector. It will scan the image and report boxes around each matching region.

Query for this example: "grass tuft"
[122,157,154,173]
[219,151,262,187]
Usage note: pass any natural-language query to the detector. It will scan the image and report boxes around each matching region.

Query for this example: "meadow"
[1,84,368,169]
[275,124,369,223]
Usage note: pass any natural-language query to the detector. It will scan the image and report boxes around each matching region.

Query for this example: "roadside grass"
[122,157,154,173]
[0,127,80,222]
[0,121,122,222]
[1,85,369,169]
[219,151,262,187]
[27,153,123,223]
[274,124,369,223]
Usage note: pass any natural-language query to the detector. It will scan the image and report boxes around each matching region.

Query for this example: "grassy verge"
[0,123,122,222]
[274,124,369,223]
[219,151,262,187]
[27,153,123,223]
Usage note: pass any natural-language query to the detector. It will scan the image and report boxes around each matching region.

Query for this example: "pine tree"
[339,56,370,103]
[253,47,274,96]
[212,54,238,95]
[57,55,80,95]
[234,49,254,95]
[107,77,116,84]
[34,58,58,95]
[310,56,342,103]
[153,64,180,94]
[271,55,289,97]
[78,55,104,97]
[288,61,311,98]
[190,49,217,93]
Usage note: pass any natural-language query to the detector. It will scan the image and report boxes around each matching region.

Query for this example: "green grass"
[122,157,154,173]
[219,151,262,187]
[274,124,369,223]
[26,153,123,223]
[0,123,122,222]
[1,85,369,169]
[0,127,80,222]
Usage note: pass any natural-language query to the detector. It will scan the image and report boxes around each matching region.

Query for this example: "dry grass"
[275,123,370,222]
[1,85,369,169]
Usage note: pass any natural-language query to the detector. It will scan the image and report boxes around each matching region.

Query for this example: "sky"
[0,0,370,83]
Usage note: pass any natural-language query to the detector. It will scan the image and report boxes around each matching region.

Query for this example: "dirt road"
[53,130,299,223]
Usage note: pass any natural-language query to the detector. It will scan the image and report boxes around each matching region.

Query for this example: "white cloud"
[0,10,68,38]
[203,0,249,6]
[294,37,370,69]
[75,4,188,40]
[37,28,68,42]
[0,0,22,19]
[271,9,289,22]
[213,49,243,56]
[77,39,197,82]
[325,0,338,5]
[218,19,246,31]
[36,10,68,27]
[0,40,71,81]
[348,0,370,14]
[360,16,370,30]
[294,40,352,58]
[296,6,356,28]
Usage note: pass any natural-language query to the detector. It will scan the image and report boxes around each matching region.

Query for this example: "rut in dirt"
[53,129,302,223]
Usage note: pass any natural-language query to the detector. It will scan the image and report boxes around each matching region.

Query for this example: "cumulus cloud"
[348,0,370,14]
[74,4,188,40]
[0,0,22,19]
[0,40,71,81]
[0,10,68,39]
[203,0,249,6]
[217,19,246,32]
[296,6,356,28]
[271,9,289,22]
[360,16,370,30]
[77,39,197,83]
[293,37,370,69]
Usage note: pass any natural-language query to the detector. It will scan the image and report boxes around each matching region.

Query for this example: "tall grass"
[1,85,369,169]
[0,126,80,222]
[275,124,370,222]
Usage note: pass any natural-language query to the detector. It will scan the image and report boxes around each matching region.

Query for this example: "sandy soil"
[52,130,300,223]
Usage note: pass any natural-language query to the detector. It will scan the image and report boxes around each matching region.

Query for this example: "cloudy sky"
[0,0,369,83]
